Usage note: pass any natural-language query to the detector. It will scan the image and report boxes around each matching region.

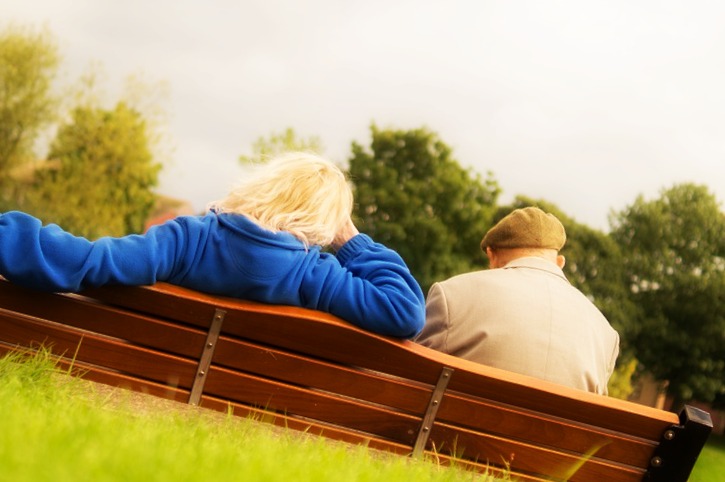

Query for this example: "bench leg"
[644,405,713,482]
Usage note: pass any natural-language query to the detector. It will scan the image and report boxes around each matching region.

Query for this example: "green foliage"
[239,127,323,164]
[22,102,161,238]
[607,357,638,400]
[0,25,166,239]
[611,183,725,404]
[349,124,501,293]
[0,24,60,208]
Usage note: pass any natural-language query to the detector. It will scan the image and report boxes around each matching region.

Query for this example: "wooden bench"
[0,277,712,481]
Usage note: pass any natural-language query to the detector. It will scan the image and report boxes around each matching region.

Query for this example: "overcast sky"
[3,0,724,231]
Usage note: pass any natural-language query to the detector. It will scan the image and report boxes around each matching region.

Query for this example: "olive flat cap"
[481,207,566,250]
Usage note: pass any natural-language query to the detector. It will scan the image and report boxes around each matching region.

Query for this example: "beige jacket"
[415,257,620,395]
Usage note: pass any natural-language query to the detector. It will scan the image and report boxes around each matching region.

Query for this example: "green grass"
[689,433,725,482]
[0,350,503,482]
[5,349,720,482]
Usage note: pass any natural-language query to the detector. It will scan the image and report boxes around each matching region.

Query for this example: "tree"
[23,101,162,238]
[239,127,323,164]
[349,124,501,293]
[0,24,60,208]
[611,183,725,405]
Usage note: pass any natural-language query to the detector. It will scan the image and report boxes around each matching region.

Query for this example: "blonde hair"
[209,152,353,247]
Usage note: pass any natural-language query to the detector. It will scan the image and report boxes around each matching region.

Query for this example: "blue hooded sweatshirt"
[0,211,425,338]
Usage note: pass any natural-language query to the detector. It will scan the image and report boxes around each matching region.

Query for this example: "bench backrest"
[0,278,712,482]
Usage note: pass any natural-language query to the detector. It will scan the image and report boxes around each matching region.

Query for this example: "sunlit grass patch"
[0,349,503,482]
[689,433,725,482]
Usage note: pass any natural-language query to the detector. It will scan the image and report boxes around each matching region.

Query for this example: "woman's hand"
[331,217,360,251]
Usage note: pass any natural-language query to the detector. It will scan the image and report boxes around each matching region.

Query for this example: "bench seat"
[0,278,711,482]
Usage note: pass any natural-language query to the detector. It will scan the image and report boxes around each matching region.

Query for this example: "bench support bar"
[188,308,226,405]
[644,405,713,482]
[412,366,454,458]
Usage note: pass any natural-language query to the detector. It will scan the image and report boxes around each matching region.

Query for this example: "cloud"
[3,0,724,231]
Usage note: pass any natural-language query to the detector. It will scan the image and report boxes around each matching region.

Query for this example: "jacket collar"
[502,257,569,283]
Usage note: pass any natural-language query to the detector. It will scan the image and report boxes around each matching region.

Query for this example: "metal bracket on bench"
[412,366,454,458]
[188,308,226,406]
[644,405,713,482]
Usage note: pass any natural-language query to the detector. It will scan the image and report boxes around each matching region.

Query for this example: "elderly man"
[415,206,619,395]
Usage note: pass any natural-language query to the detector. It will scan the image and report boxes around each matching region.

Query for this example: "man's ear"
[486,247,498,268]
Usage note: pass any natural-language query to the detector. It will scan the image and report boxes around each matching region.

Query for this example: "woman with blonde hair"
[211,152,354,248]
[0,152,424,338]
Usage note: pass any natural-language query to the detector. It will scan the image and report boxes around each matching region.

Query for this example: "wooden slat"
[80,282,229,329]
[441,363,678,440]
[196,393,551,482]
[436,390,659,467]
[202,365,421,446]
[201,393,413,451]
[212,335,432,414]
[0,309,198,389]
[0,280,208,357]
[61,358,192,403]
[0,342,192,403]
[429,421,645,482]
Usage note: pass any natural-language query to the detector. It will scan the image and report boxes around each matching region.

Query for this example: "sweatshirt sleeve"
[0,211,185,292]
[307,234,425,339]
